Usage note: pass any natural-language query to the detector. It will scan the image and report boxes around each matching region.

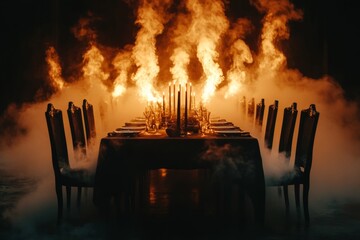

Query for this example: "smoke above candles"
[1,0,360,236]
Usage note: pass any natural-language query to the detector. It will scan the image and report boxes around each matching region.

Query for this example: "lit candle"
[184,83,188,130]
[176,84,181,132]
[168,82,171,118]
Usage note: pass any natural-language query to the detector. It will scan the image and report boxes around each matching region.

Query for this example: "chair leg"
[294,184,301,222]
[303,182,310,227]
[66,186,71,211]
[56,184,63,224]
[77,187,82,209]
[283,185,290,217]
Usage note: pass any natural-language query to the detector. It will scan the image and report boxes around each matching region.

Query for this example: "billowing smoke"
[112,46,133,98]
[252,0,303,73]
[169,1,192,87]
[82,44,110,89]
[187,0,229,103]
[201,142,256,181]
[1,0,360,236]
[131,0,173,102]
[224,19,254,98]
[45,46,65,91]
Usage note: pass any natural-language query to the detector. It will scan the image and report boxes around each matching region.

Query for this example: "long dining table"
[93,122,266,226]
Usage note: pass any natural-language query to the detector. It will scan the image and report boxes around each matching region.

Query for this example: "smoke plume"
[1,0,360,236]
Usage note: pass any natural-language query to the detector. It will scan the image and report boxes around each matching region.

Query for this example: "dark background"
[1,0,359,115]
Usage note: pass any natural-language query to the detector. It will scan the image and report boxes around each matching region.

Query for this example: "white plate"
[114,130,141,134]
[210,121,233,126]
[211,125,237,129]
[108,130,141,137]
[214,130,250,136]
[210,118,227,122]
[117,126,146,130]
[125,122,146,127]
[131,117,146,122]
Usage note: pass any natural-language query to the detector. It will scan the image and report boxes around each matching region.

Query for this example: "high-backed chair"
[268,102,298,214]
[267,104,319,226]
[45,103,94,224]
[240,96,247,119]
[279,102,298,158]
[264,100,279,149]
[247,97,255,120]
[255,98,265,127]
[82,99,96,146]
[67,102,86,160]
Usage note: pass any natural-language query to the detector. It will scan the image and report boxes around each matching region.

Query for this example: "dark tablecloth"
[93,132,265,225]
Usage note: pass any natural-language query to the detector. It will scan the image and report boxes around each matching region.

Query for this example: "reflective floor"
[1,168,360,239]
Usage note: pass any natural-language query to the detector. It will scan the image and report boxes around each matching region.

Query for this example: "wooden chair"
[279,102,298,158]
[255,98,265,127]
[45,103,94,224]
[240,96,246,119]
[268,102,298,215]
[67,101,86,160]
[82,99,96,146]
[264,100,279,149]
[267,104,319,226]
[247,97,255,120]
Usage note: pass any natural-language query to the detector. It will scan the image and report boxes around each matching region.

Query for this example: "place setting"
[108,116,147,137]
[106,81,253,139]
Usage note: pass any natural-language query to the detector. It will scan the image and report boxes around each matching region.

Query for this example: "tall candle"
[168,83,171,118]
[162,92,165,116]
[176,84,181,132]
[173,82,176,117]
[184,83,188,130]
[189,83,192,113]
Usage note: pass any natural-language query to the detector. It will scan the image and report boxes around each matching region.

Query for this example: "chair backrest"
[67,102,86,157]
[82,99,96,145]
[264,100,279,149]
[240,96,246,117]
[255,98,265,126]
[294,104,319,175]
[278,102,298,158]
[247,97,255,119]
[45,103,70,179]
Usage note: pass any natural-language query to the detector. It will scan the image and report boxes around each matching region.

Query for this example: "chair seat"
[266,168,304,186]
[60,167,94,187]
